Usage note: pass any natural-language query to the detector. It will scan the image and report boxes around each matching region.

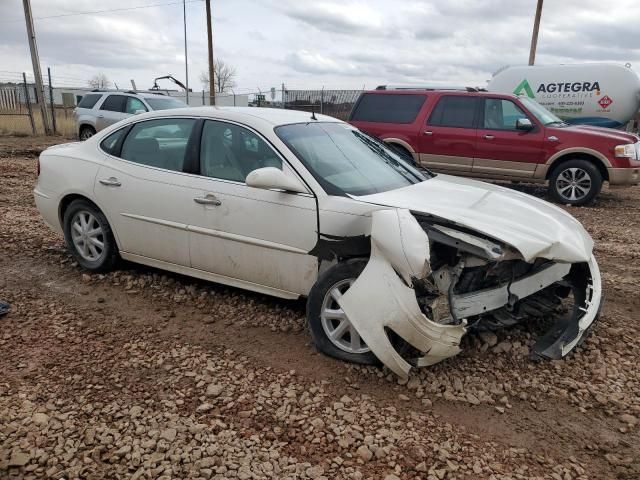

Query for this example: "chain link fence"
[283,89,362,120]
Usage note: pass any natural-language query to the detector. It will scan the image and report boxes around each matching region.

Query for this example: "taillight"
[37,158,40,177]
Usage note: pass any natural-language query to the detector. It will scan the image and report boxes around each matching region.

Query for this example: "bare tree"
[88,73,111,89]
[200,59,237,93]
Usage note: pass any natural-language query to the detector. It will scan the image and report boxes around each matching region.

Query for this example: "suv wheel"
[79,126,96,141]
[549,159,602,206]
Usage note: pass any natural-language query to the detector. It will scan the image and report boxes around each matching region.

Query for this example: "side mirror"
[246,167,308,194]
[134,109,146,115]
[516,118,534,131]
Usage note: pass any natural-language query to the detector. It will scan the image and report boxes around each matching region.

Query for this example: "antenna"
[310,105,317,120]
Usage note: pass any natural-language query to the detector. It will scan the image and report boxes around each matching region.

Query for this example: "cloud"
[0,0,639,92]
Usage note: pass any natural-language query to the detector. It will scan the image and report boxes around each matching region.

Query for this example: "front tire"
[63,199,119,272]
[549,159,602,206]
[307,260,379,365]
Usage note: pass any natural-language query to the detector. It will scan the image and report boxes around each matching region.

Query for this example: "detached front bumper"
[337,209,602,379]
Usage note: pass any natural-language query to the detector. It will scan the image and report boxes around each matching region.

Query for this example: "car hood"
[355,174,593,263]
[551,124,638,144]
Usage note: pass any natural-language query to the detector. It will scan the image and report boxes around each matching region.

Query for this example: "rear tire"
[63,199,119,272]
[549,159,602,206]
[79,126,96,141]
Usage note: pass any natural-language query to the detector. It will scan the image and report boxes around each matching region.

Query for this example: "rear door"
[349,93,426,154]
[418,95,479,173]
[95,117,198,266]
[96,94,130,131]
[473,97,545,178]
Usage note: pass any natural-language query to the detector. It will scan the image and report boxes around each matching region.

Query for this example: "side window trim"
[184,119,204,175]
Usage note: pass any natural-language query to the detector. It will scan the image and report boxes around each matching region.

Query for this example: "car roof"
[134,106,343,126]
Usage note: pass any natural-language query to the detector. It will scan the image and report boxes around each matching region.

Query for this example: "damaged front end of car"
[337,208,602,379]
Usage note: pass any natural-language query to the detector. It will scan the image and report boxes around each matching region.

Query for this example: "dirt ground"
[1,135,639,480]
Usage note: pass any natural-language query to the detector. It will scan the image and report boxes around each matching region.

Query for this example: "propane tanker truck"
[488,63,640,129]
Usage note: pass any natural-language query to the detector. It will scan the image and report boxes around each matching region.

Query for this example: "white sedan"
[34,107,602,378]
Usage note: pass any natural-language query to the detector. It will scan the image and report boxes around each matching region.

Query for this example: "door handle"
[99,177,121,187]
[97,115,104,118]
[423,130,433,136]
[483,134,495,140]
[194,195,222,206]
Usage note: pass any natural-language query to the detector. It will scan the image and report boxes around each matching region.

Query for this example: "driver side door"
[187,120,319,297]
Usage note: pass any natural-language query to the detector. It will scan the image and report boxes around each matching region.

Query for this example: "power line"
[0,0,204,24]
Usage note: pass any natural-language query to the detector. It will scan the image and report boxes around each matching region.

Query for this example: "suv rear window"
[350,93,426,123]
[77,94,102,109]
[428,96,477,128]
[100,95,127,113]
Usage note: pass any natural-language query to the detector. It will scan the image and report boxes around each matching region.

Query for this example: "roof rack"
[89,88,167,96]
[375,85,487,92]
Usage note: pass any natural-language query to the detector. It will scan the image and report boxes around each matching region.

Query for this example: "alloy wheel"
[320,278,370,354]
[555,167,592,202]
[70,210,105,262]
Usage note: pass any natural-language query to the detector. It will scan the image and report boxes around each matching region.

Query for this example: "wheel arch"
[546,150,610,182]
[382,138,418,161]
[58,193,121,248]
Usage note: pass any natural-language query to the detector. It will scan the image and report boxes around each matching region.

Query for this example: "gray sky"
[1,0,639,92]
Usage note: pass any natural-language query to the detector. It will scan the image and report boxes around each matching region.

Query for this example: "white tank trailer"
[488,63,640,128]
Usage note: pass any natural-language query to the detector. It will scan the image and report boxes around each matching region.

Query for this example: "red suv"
[349,87,640,205]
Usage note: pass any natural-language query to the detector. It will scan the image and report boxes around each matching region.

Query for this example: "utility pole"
[205,0,215,106]
[528,0,543,66]
[183,0,189,105]
[22,0,51,135]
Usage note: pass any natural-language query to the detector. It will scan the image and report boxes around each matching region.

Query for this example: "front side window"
[100,95,127,113]
[276,122,430,196]
[483,99,529,130]
[77,93,102,109]
[350,93,426,123]
[200,120,282,182]
[126,97,148,114]
[428,96,477,128]
[119,118,195,171]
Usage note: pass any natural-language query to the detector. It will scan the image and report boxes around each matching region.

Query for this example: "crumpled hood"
[355,174,594,263]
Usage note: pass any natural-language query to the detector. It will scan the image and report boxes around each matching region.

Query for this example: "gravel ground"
[1,136,639,479]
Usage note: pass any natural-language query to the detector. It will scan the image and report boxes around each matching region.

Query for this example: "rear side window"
[350,93,426,123]
[428,96,477,128]
[77,94,102,109]
[100,128,127,155]
[119,118,195,172]
[100,95,127,113]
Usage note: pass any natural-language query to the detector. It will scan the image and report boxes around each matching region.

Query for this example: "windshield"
[275,122,431,196]
[144,97,187,110]
[519,97,564,125]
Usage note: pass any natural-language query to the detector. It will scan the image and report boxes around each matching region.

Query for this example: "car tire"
[63,199,119,272]
[307,259,380,365]
[79,126,96,141]
[549,159,602,206]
